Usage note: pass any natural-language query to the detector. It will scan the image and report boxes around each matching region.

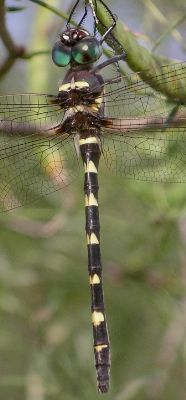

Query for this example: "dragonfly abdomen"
[80,136,110,393]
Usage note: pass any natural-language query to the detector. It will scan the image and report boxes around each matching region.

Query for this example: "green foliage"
[6,7,26,12]
[96,2,186,100]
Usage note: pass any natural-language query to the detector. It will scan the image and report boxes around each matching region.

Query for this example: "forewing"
[103,61,186,119]
[0,93,64,137]
[0,94,80,211]
[99,61,186,182]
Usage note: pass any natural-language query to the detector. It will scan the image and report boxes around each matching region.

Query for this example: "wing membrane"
[101,124,186,183]
[99,61,186,119]
[0,134,80,211]
[0,62,186,209]
[0,94,80,211]
[98,62,186,182]
[0,93,63,139]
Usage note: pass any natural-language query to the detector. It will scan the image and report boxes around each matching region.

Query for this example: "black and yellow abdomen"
[80,136,110,393]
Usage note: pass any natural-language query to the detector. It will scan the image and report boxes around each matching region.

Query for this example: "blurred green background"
[0,0,186,399]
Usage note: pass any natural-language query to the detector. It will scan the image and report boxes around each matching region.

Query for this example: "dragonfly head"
[52,28,103,67]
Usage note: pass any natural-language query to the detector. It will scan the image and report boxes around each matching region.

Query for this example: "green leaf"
[152,14,186,51]
[6,6,25,12]
[22,49,50,60]
[96,1,186,102]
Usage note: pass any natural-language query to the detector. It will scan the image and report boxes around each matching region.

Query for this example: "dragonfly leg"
[100,15,117,44]
[104,75,123,85]
[67,0,95,29]
[92,51,126,73]
[66,0,81,26]
[78,5,89,27]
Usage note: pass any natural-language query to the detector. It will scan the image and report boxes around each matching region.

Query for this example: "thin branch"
[1,114,186,137]
[28,0,69,20]
[143,0,185,48]
[0,0,75,78]
[0,0,25,77]
[5,7,26,13]
[0,55,17,77]
[152,14,186,52]
[0,2,23,54]
[104,114,186,133]
[6,213,66,238]
[22,50,50,60]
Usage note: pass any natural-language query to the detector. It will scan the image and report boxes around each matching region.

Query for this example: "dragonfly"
[0,0,186,393]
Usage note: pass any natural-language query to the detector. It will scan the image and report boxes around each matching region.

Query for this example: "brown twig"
[105,115,186,133]
[6,212,66,238]
[1,113,186,138]
[0,0,25,77]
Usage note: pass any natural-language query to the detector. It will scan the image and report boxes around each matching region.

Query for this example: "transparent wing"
[100,123,186,183]
[98,61,186,182]
[102,61,186,118]
[0,93,64,137]
[0,94,80,211]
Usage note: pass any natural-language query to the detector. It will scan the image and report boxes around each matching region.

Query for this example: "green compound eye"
[72,37,102,65]
[52,41,71,67]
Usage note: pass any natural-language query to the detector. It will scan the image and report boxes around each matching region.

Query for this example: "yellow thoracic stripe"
[65,106,85,116]
[59,83,71,91]
[87,233,99,245]
[75,81,89,88]
[89,274,101,285]
[95,96,103,105]
[91,105,99,112]
[59,80,89,92]
[64,104,100,116]
[85,193,98,207]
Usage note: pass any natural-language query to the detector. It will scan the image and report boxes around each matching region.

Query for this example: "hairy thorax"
[57,69,105,135]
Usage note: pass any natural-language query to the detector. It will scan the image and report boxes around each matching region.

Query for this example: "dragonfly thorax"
[61,109,101,137]
[58,70,104,115]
